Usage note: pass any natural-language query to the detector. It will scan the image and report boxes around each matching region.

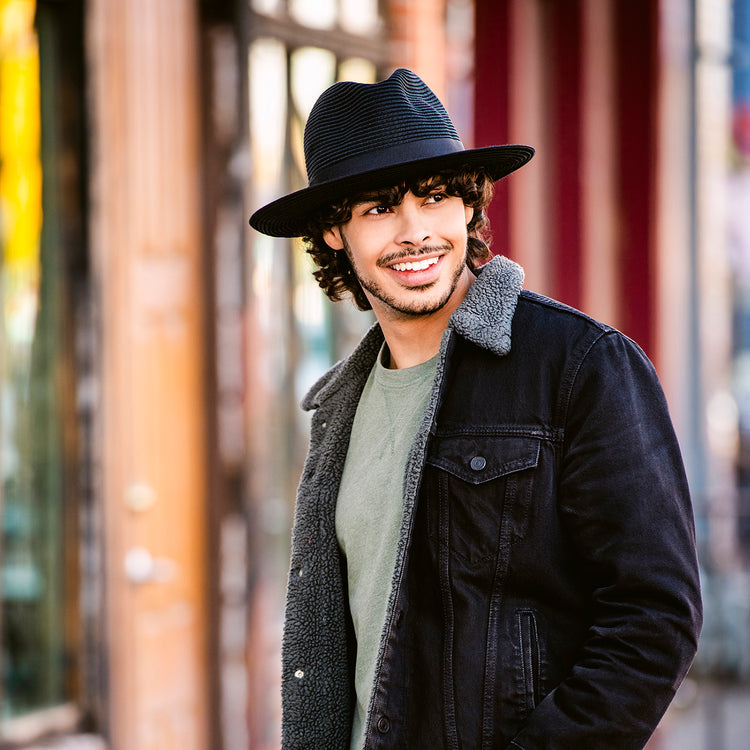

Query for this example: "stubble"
[341,236,468,319]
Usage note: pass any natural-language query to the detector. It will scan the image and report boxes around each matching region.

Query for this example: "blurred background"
[0,0,748,748]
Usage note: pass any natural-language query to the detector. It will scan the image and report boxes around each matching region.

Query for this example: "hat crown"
[249,68,534,237]
[303,68,461,186]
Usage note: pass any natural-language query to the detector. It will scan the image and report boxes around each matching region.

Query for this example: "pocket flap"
[427,434,540,485]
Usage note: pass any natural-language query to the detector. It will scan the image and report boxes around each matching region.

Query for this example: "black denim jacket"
[283,257,702,750]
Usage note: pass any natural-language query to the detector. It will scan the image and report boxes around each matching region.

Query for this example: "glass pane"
[338,57,377,84]
[289,0,337,30]
[251,0,283,15]
[293,242,331,402]
[290,46,336,120]
[249,38,287,198]
[340,0,381,35]
[0,0,68,719]
[289,111,307,188]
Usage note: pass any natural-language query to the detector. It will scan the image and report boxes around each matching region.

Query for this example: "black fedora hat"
[249,68,534,238]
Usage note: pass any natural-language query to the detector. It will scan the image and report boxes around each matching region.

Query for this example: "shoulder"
[513,292,664,418]
[516,290,614,334]
[513,290,648,360]
[455,289,659,411]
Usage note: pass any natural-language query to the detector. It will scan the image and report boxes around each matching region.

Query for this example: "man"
[250,69,702,750]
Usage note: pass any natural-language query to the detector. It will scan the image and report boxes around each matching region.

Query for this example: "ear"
[464,204,474,226]
[323,226,344,250]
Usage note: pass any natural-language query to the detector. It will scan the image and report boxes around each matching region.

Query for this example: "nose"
[394,201,430,247]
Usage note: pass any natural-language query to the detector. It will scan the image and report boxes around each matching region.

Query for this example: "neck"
[375,268,475,369]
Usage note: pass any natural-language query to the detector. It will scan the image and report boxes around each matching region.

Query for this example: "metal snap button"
[470,455,487,471]
[377,716,391,733]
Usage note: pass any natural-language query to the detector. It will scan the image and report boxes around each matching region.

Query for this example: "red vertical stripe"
[474,0,511,258]
[549,0,583,308]
[614,0,658,356]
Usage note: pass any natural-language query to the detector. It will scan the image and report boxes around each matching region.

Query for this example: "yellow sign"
[0,0,41,342]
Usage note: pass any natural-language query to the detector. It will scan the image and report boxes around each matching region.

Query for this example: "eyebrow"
[353,194,400,208]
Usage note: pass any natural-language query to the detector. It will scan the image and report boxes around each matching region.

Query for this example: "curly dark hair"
[303,168,495,311]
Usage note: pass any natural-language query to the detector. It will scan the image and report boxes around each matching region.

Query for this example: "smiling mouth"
[389,256,441,272]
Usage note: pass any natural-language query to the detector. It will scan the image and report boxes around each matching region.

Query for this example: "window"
[0,0,90,741]
[0,0,72,722]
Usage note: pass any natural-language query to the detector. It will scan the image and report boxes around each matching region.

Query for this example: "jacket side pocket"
[517,609,541,713]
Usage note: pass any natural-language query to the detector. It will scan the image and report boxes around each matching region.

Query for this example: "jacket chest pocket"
[424,434,540,568]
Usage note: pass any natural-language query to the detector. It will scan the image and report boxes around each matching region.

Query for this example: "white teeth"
[391,257,439,272]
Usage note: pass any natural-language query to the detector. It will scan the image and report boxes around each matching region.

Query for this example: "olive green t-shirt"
[336,344,438,750]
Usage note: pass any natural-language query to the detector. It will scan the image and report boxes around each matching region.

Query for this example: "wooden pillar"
[87,1,209,748]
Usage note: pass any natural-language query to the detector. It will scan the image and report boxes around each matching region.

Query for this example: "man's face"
[323,186,474,321]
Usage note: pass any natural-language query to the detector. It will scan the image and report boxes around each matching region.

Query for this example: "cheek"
[440,202,472,238]
[346,226,389,259]
[442,206,472,245]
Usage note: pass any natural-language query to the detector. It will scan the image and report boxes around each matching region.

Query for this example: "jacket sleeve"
[508,330,702,750]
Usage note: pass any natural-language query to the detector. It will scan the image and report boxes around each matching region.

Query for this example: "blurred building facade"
[0,1,748,749]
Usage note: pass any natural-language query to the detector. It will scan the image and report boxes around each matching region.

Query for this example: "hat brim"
[248,144,534,238]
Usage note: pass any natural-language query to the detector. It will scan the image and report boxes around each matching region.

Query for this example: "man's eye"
[365,205,390,215]
[427,192,447,203]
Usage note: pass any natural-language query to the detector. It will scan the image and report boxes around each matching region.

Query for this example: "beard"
[341,235,468,318]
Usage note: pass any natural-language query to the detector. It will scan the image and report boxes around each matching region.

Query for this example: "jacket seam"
[439,472,459,748]
[518,290,613,332]
[559,329,613,440]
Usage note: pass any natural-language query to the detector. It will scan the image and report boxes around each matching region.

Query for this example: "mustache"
[376,244,452,268]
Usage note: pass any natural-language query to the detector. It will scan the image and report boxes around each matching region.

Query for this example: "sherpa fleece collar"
[301,254,524,411]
